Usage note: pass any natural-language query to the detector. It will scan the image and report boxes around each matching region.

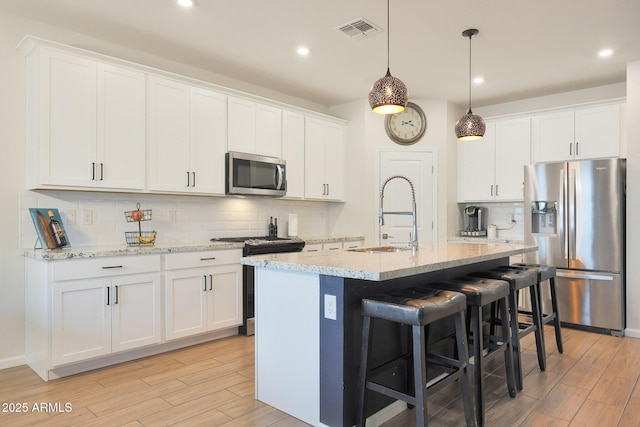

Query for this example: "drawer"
[165,249,242,270]
[51,255,161,281]
[303,243,323,253]
[343,240,364,250]
[323,242,342,251]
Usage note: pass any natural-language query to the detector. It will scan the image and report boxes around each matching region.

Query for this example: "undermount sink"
[347,245,412,253]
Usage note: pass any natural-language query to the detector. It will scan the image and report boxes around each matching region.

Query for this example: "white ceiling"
[2,0,640,108]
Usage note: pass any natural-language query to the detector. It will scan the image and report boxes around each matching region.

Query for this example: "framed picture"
[29,208,70,249]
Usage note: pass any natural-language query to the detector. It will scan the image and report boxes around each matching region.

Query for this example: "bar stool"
[511,263,563,354]
[357,287,476,427]
[424,277,516,427]
[470,267,544,390]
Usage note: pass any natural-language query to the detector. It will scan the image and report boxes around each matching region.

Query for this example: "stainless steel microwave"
[226,151,286,197]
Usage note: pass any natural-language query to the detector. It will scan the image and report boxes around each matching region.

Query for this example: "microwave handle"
[275,165,284,190]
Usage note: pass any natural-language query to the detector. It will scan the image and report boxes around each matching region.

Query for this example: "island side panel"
[255,267,320,425]
[320,257,509,427]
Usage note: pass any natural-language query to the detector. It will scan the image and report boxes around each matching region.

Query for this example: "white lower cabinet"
[51,272,161,366]
[164,250,242,341]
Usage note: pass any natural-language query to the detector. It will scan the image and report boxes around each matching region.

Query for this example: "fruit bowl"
[125,230,157,246]
[124,209,152,222]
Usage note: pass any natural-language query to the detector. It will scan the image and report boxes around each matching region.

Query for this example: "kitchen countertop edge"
[22,235,365,261]
[241,242,538,281]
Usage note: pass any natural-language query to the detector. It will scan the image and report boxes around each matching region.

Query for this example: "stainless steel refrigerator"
[524,158,626,336]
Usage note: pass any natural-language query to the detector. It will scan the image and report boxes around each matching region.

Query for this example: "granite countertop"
[22,235,365,261]
[241,241,538,281]
[448,236,525,244]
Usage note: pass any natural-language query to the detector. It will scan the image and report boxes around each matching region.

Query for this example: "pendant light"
[455,28,486,141]
[368,0,408,114]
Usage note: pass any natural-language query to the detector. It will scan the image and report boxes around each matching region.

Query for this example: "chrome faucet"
[379,175,418,252]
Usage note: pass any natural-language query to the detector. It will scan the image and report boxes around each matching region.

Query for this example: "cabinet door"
[304,118,329,200]
[256,103,282,158]
[574,104,620,159]
[282,110,305,199]
[227,96,256,154]
[190,87,227,194]
[495,117,530,200]
[111,273,162,353]
[208,264,243,331]
[323,122,345,201]
[457,122,496,202]
[165,269,208,340]
[98,64,146,190]
[39,50,97,187]
[51,278,111,366]
[531,111,574,163]
[147,77,191,192]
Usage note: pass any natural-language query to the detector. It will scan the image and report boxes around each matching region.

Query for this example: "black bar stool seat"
[357,287,476,427]
[425,277,516,427]
[470,267,545,391]
[511,263,563,353]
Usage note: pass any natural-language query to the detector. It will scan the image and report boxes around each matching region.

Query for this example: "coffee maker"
[461,206,487,236]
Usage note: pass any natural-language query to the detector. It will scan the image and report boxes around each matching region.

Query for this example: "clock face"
[385,102,427,145]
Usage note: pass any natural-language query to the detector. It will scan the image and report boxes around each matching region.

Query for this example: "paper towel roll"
[288,213,298,237]
[487,224,497,240]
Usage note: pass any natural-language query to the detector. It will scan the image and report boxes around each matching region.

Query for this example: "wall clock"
[384,102,427,145]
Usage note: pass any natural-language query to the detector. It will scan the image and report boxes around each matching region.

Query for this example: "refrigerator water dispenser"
[531,201,557,235]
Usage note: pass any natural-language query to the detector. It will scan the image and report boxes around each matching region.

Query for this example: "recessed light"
[473,77,484,84]
[598,48,614,57]
[297,46,310,56]
[178,0,194,7]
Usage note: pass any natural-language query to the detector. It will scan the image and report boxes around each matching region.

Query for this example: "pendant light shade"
[455,28,485,141]
[369,0,408,114]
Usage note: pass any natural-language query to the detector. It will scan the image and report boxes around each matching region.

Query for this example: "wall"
[330,99,463,247]
[0,12,341,368]
[625,61,640,337]
[475,82,638,337]
[20,191,334,248]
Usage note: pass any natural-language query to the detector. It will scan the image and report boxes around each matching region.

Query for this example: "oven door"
[226,151,286,197]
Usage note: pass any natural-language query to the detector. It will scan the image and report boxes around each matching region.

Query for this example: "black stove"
[211,235,306,336]
[211,236,305,256]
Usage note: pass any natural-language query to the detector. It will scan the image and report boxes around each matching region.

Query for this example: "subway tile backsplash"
[20,190,331,249]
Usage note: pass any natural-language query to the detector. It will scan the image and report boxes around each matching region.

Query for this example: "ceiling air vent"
[336,18,382,39]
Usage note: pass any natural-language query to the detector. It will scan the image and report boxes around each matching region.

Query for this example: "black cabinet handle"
[186,171,190,187]
[200,257,217,261]
[92,162,96,181]
[203,275,207,291]
[106,287,110,306]
[100,163,104,181]
[102,265,123,269]
[192,172,196,187]
[209,274,213,291]
[114,285,119,304]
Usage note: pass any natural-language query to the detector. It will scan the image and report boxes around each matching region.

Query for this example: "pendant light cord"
[386,0,390,72]
[467,33,472,114]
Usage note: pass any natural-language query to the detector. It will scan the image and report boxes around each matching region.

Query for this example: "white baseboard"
[0,355,26,371]
[624,328,640,338]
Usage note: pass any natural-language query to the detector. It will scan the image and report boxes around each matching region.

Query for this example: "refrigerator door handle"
[556,271,614,281]
[569,168,577,261]
[558,168,568,260]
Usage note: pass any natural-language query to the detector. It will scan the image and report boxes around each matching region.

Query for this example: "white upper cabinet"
[532,103,620,163]
[458,117,530,202]
[304,117,345,201]
[147,76,227,194]
[23,44,145,190]
[281,110,305,199]
[228,96,282,158]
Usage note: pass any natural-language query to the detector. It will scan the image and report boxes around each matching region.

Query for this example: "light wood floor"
[0,326,639,426]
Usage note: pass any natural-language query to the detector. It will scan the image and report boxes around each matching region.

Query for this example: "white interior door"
[379,151,436,246]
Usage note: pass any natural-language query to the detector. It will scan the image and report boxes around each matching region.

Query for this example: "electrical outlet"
[63,210,76,224]
[81,210,93,225]
[324,294,337,320]
[506,214,514,223]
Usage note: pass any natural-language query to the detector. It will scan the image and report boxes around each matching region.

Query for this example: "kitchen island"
[241,242,537,427]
